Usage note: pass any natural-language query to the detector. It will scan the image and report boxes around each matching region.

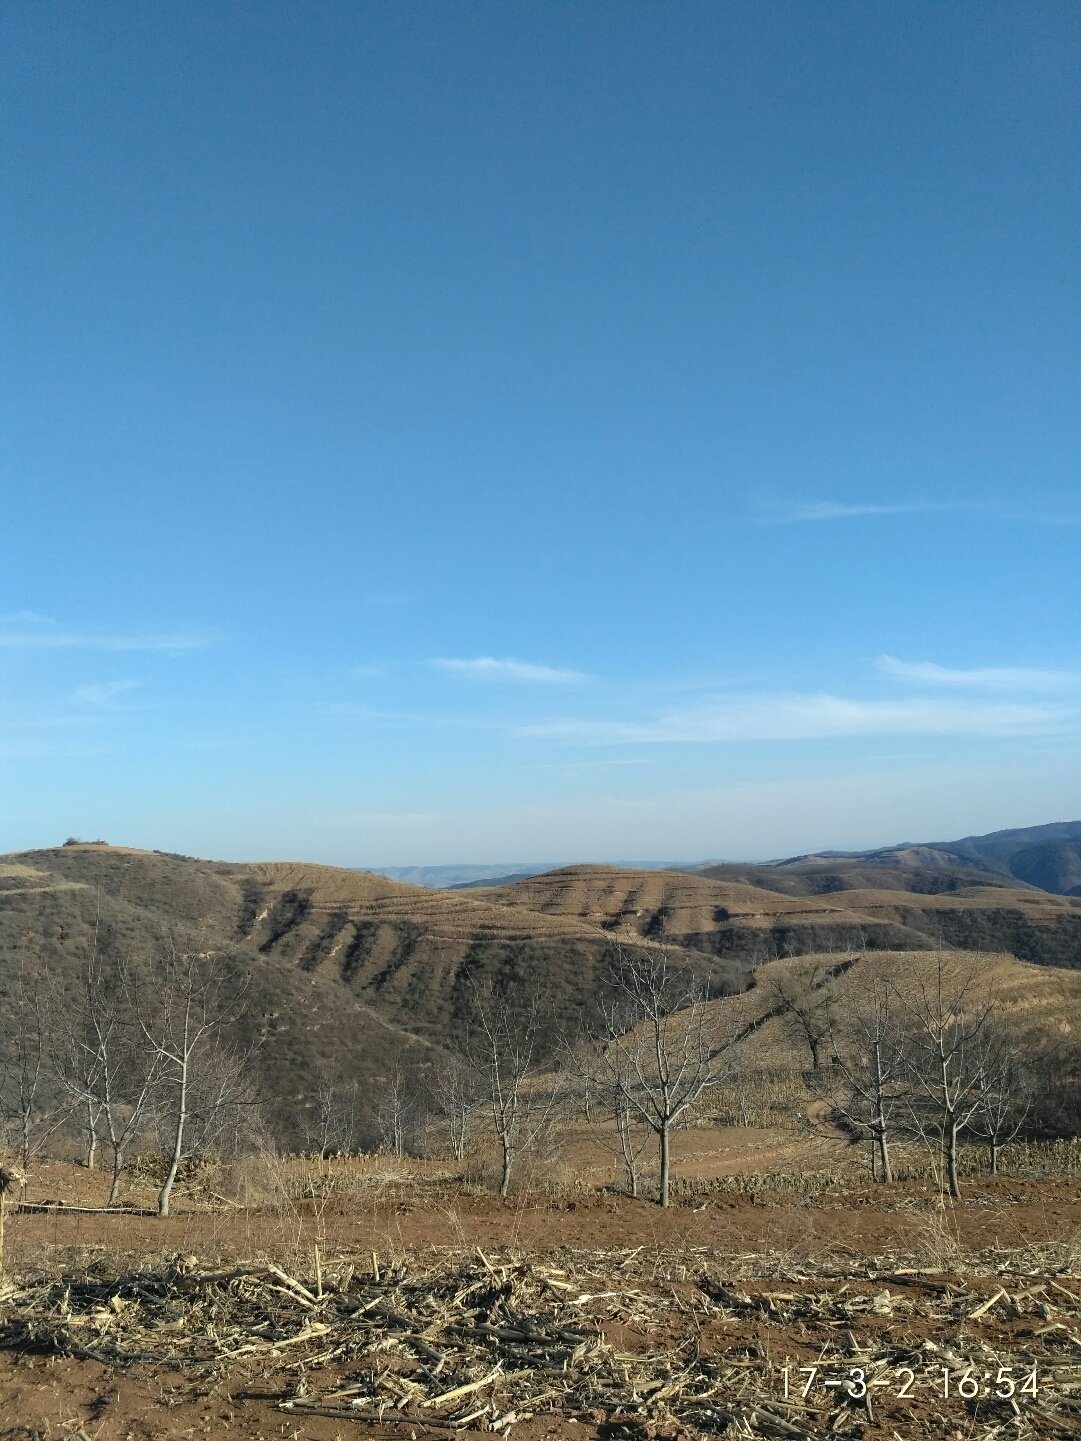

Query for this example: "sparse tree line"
[1,937,1075,1213]
[0,937,256,1215]
[337,949,1074,1205]
[765,953,1062,1199]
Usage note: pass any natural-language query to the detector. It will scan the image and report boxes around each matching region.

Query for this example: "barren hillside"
[4,846,1080,1148]
[0,848,746,1145]
[479,863,1081,967]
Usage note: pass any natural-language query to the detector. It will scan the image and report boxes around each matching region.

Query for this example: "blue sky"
[2,1,1079,865]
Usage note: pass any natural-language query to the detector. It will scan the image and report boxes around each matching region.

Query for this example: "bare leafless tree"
[0,967,68,1181]
[376,1064,418,1159]
[303,1072,365,1159]
[590,947,730,1208]
[50,948,162,1205]
[429,1056,483,1162]
[464,986,554,1198]
[899,954,1000,1200]
[826,971,907,1183]
[305,1074,340,1160]
[969,1024,1034,1176]
[764,963,836,1072]
[562,1036,651,1198]
[133,946,254,1216]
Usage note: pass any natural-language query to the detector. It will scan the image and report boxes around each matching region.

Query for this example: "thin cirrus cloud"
[74,680,141,705]
[433,656,588,683]
[0,612,211,655]
[878,656,1081,691]
[520,693,1075,744]
[758,499,1081,527]
[755,499,970,524]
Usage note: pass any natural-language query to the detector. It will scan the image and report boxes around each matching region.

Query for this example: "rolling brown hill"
[3,845,1079,1148]
[476,864,1081,968]
[697,948,1081,1067]
[689,853,1016,896]
[0,847,747,1146]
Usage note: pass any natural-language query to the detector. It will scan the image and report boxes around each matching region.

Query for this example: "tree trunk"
[158,1063,188,1217]
[945,1120,961,1201]
[878,1126,893,1185]
[872,1046,892,1183]
[659,1123,670,1208]
[82,1097,100,1170]
[499,1139,512,1198]
[990,1141,999,1176]
[616,1107,638,1198]
[870,1135,878,1181]
[107,1147,124,1207]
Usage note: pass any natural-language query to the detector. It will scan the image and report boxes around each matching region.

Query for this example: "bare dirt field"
[2,1152,1080,1441]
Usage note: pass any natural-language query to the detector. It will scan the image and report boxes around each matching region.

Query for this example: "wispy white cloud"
[520,693,1075,744]
[433,657,588,684]
[74,680,141,706]
[0,612,211,654]
[756,499,967,524]
[878,656,1081,692]
[757,499,1081,527]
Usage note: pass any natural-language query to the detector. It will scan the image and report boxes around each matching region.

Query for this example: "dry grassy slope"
[0,850,747,1144]
[479,864,1081,967]
[696,949,1081,1072]
[237,860,743,1046]
[247,861,622,941]
[0,851,443,1140]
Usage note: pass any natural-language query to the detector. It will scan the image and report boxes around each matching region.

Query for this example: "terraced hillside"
[3,846,1079,1146]
[235,859,740,1045]
[0,848,746,1144]
[478,864,1081,967]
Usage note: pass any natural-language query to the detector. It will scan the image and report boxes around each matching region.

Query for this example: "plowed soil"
[2,1166,1079,1440]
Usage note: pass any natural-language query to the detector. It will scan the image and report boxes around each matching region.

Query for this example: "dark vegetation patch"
[298,910,350,973]
[256,890,313,954]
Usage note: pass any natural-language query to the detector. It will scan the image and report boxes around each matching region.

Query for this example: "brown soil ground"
[2,1157,1079,1440]
[7,1177,1081,1265]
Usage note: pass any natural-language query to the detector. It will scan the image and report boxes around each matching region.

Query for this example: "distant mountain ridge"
[689,820,1081,897]
[371,821,1081,898]
[371,860,691,889]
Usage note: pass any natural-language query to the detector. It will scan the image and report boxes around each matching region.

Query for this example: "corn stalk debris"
[0,1245,1078,1437]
